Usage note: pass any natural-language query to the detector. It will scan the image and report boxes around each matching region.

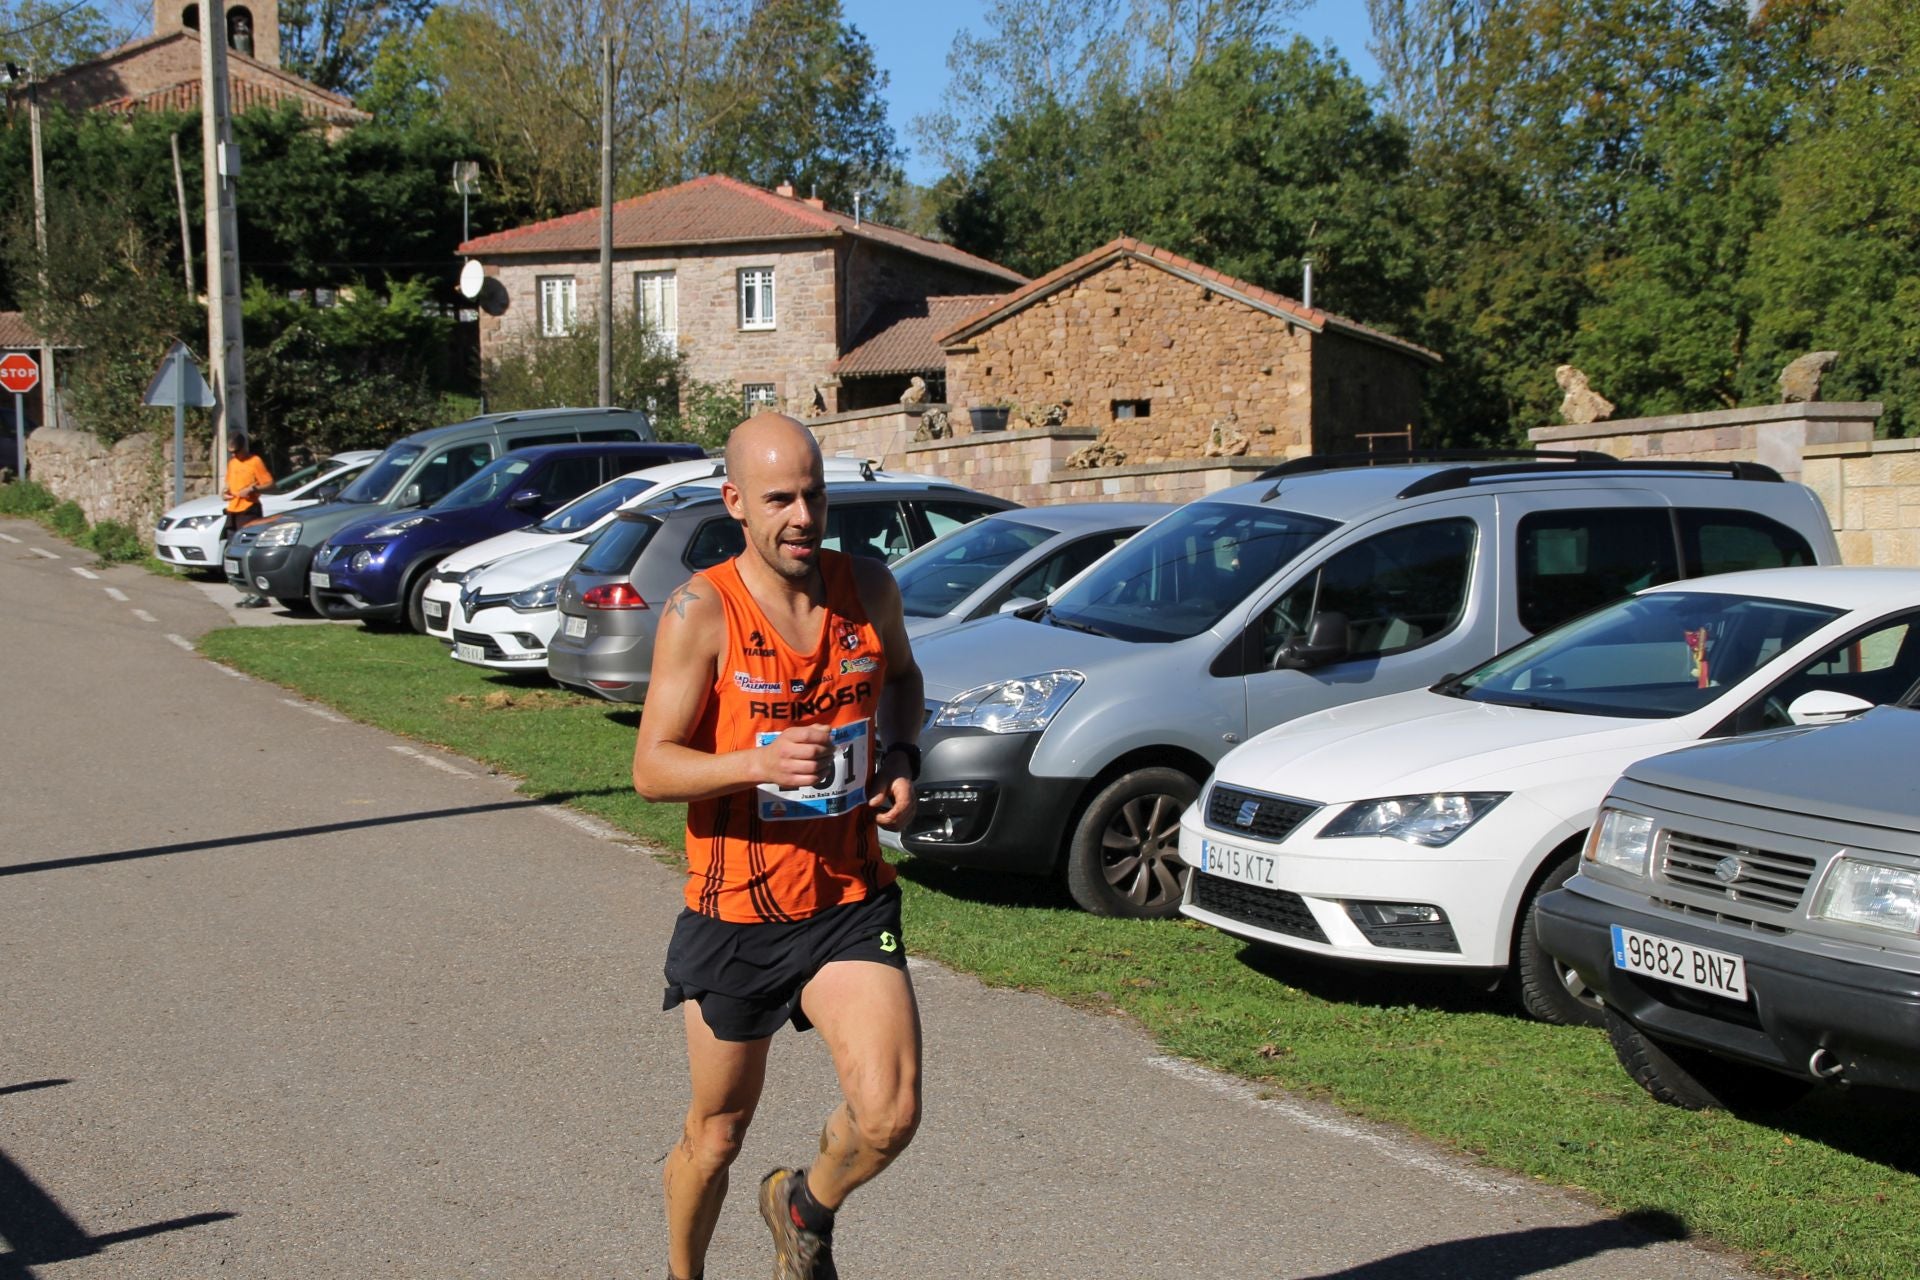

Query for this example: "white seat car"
[153,450,378,573]
[1179,566,1920,1026]
[430,454,948,670]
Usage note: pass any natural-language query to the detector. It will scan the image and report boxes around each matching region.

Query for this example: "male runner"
[632,413,924,1280]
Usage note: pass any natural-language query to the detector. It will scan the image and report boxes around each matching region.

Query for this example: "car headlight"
[1813,858,1920,935]
[1319,793,1507,847]
[1586,807,1655,877]
[253,520,302,547]
[933,670,1083,733]
[181,513,224,529]
[509,577,561,611]
[369,515,431,537]
[349,549,376,572]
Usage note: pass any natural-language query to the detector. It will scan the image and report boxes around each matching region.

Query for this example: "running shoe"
[757,1167,838,1280]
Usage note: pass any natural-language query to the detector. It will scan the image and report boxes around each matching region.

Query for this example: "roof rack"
[1257,448,1614,483]
[1395,458,1783,499]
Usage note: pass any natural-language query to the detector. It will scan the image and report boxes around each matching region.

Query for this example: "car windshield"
[339,444,421,503]
[261,459,329,496]
[890,517,1052,617]
[576,514,660,575]
[538,474,652,533]
[1042,502,1335,642]
[1446,590,1843,719]
[433,456,534,510]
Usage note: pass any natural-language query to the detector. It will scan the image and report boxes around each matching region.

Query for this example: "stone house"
[937,237,1440,462]
[457,174,1026,418]
[35,2,367,131]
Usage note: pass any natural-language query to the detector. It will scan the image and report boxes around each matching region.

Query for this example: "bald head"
[724,413,821,486]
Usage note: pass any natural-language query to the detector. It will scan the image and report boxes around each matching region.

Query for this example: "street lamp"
[452,161,480,242]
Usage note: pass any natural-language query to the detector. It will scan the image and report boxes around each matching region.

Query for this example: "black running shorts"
[662,884,907,1042]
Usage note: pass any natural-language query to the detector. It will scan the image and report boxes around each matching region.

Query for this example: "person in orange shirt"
[222,433,274,606]
[633,413,923,1280]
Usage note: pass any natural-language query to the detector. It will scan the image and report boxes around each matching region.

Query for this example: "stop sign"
[0,352,39,395]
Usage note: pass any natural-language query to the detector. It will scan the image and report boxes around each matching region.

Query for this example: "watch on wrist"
[882,742,922,781]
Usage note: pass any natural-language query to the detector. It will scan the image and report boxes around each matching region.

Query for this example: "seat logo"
[1236,799,1260,827]
[1713,855,1746,885]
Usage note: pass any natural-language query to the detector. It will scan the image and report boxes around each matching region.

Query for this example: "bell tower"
[154,1,281,68]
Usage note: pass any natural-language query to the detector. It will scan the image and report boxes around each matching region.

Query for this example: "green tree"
[277,0,433,97]
[0,1,122,74]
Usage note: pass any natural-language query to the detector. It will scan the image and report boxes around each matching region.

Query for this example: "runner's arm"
[631,577,831,802]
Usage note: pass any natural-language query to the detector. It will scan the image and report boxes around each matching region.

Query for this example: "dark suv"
[226,407,655,613]
[546,477,1017,702]
[309,440,699,630]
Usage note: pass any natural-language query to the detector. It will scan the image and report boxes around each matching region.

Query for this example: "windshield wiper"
[1042,607,1110,638]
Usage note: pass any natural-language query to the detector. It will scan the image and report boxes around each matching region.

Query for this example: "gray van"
[890,454,1841,917]
[225,407,653,612]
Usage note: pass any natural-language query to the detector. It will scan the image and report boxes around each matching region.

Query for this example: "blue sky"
[840,0,1383,184]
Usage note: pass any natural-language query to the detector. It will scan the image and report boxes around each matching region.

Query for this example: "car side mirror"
[1276,611,1350,671]
[1787,689,1875,726]
[997,595,1039,615]
[399,483,423,509]
[507,488,546,512]
[313,483,340,502]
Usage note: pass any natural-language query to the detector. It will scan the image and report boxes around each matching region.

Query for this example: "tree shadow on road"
[1294,1209,1688,1278]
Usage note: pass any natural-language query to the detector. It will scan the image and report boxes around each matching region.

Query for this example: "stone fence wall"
[25,428,213,542]
[1802,438,1920,568]
[805,403,1281,506]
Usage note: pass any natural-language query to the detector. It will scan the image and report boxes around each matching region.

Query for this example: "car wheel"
[1514,850,1605,1027]
[1604,1007,1812,1113]
[273,595,314,614]
[404,566,438,634]
[1065,766,1199,918]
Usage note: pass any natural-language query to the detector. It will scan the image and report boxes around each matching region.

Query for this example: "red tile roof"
[0,312,45,349]
[831,295,1009,378]
[458,174,1026,286]
[939,236,1441,365]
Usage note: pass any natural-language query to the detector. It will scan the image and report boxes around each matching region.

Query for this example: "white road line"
[0,532,19,543]
[165,633,195,651]
[538,805,632,842]
[71,566,99,580]
[212,664,249,681]
[29,547,59,560]
[104,587,129,602]
[131,608,158,623]
[282,698,347,724]
[1145,1056,1520,1197]
[388,744,475,777]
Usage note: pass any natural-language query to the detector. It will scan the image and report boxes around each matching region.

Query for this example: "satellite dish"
[458,259,485,300]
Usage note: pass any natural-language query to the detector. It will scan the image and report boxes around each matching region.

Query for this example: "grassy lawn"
[201,624,1920,1280]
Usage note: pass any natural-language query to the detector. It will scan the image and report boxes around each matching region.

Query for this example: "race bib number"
[756,720,871,821]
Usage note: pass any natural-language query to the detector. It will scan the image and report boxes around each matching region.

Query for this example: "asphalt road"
[0,518,1758,1280]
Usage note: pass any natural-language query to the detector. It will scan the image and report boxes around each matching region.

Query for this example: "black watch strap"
[882,742,922,781]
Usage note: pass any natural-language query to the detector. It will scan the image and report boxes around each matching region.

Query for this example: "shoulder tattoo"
[664,580,701,619]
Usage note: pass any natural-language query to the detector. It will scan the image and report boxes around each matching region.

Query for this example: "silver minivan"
[889,454,1842,918]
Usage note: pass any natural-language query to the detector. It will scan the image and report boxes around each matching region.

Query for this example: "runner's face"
[734,450,827,583]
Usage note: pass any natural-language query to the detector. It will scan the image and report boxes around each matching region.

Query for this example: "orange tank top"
[683,550,896,923]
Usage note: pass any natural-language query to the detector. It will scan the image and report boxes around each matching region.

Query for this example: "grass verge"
[200,623,1920,1280]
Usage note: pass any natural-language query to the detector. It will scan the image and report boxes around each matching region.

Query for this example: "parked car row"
[167,429,1918,1112]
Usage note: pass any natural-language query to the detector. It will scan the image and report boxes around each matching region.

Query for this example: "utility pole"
[27,61,56,431]
[597,35,613,409]
[171,131,195,297]
[199,2,248,457]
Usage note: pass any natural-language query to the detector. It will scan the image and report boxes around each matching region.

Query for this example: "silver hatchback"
[547,478,1017,702]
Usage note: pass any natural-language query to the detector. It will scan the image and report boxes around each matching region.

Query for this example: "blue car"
[310,440,700,631]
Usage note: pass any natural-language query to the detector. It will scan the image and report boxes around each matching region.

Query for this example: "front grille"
[1192,875,1328,943]
[1659,830,1816,915]
[1206,784,1318,842]
[453,630,507,660]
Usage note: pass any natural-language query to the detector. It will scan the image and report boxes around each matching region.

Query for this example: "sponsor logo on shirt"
[790,678,810,694]
[840,656,878,674]
[733,672,782,694]
[741,627,777,658]
[836,622,863,652]
[749,681,873,721]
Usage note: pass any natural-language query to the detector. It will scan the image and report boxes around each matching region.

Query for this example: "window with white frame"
[738,267,776,330]
[743,383,779,414]
[539,276,577,337]
[635,270,677,350]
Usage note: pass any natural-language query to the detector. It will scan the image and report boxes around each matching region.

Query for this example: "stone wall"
[1802,438,1920,567]
[943,255,1320,461]
[1526,402,1879,482]
[23,427,208,540]
[480,240,845,419]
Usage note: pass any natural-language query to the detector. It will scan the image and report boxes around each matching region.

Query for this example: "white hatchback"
[153,450,378,572]
[1179,566,1920,1026]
